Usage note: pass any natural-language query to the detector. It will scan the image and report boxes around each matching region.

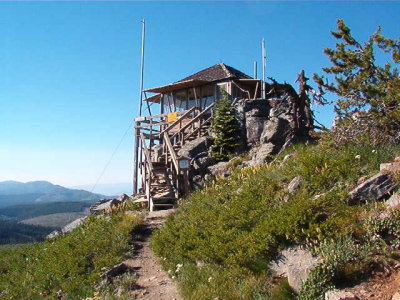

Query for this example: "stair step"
[153,203,175,208]
[152,196,177,201]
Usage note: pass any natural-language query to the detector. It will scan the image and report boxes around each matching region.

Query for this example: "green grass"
[0,211,142,299]
[152,141,399,299]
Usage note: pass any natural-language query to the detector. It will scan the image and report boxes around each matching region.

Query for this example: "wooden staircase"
[136,103,214,211]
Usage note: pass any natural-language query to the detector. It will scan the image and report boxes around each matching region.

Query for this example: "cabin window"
[201,85,215,108]
[162,94,175,113]
[174,90,187,111]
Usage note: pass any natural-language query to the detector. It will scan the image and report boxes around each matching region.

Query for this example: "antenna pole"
[133,19,146,196]
[253,61,257,79]
[261,38,266,99]
[139,19,146,116]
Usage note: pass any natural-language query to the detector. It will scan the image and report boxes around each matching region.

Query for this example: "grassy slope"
[152,141,399,300]
[0,210,142,299]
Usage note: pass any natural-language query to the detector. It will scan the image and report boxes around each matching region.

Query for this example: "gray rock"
[46,230,61,239]
[348,173,397,204]
[193,156,217,171]
[251,143,275,165]
[90,198,122,214]
[282,153,295,164]
[269,247,321,293]
[177,137,208,159]
[192,175,205,189]
[208,161,231,177]
[118,194,130,202]
[288,176,303,194]
[61,217,87,234]
[245,116,267,145]
[101,262,130,281]
[380,162,400,173]
[386,192,400,209]
[261,117,291,148]
[325,290,359,300]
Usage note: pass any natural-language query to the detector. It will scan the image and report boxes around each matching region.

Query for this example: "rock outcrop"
[348,173,396,204]
[90,194,130,214]
[269,246,321,293]
[61,217,87,234]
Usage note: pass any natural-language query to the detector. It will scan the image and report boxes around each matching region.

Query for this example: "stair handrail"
[140,133,153,173]
[171,102,215,140]
[184,115,213,141]
[159,106,198,137]
[163,132,179,174]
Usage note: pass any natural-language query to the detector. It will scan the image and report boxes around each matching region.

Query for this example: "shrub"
[210,92,240,161]
[152,139,399,299]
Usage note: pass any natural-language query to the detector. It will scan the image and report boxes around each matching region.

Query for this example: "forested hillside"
[0,218,55,245]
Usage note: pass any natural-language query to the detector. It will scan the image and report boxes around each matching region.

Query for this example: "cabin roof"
[144,63,252,94]
[177,63,252,82]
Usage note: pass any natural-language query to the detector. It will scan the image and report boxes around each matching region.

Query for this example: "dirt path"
[124,210,182,300]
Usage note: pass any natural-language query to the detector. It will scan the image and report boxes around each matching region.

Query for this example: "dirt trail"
[124,210,182,300]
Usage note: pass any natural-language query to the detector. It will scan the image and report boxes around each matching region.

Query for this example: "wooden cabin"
[134,63,262,210]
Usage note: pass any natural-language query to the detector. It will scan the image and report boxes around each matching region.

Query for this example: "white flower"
[167,270,172,274]
[171,276,175,279]
[208,276,213,282]
[372,150,377,153]
[355,155,361,159]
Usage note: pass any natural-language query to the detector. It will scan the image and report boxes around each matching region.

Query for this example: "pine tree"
[210,93,240,161]
[313,19,400,137]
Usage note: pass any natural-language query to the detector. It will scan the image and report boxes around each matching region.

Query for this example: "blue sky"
[0,1,399,193]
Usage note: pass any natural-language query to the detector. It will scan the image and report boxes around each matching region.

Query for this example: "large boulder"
[90,198,122,214]
[247,143,276,166]
[269,247,321,293]
[245,116,267,145]
[193,155,217,172]
[177,137,209,159]
[239,100,271,146]
[348,173,397,204]
[261,117,292,150]
[208,161,232,177]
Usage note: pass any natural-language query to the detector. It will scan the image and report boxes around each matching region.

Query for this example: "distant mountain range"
[0,180,107,208]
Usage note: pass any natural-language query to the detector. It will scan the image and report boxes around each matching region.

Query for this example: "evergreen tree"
[313,19,400,137]
[210,93,240,161]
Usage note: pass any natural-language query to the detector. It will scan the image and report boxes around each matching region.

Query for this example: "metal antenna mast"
[261,38,266,99]
[133,19,146,195]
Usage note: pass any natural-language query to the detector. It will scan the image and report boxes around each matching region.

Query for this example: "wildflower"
[372,150,377,153]
[208,276,213,282]
[355,155,361,159]
[167,270,172,274]
[171,276,175,279]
